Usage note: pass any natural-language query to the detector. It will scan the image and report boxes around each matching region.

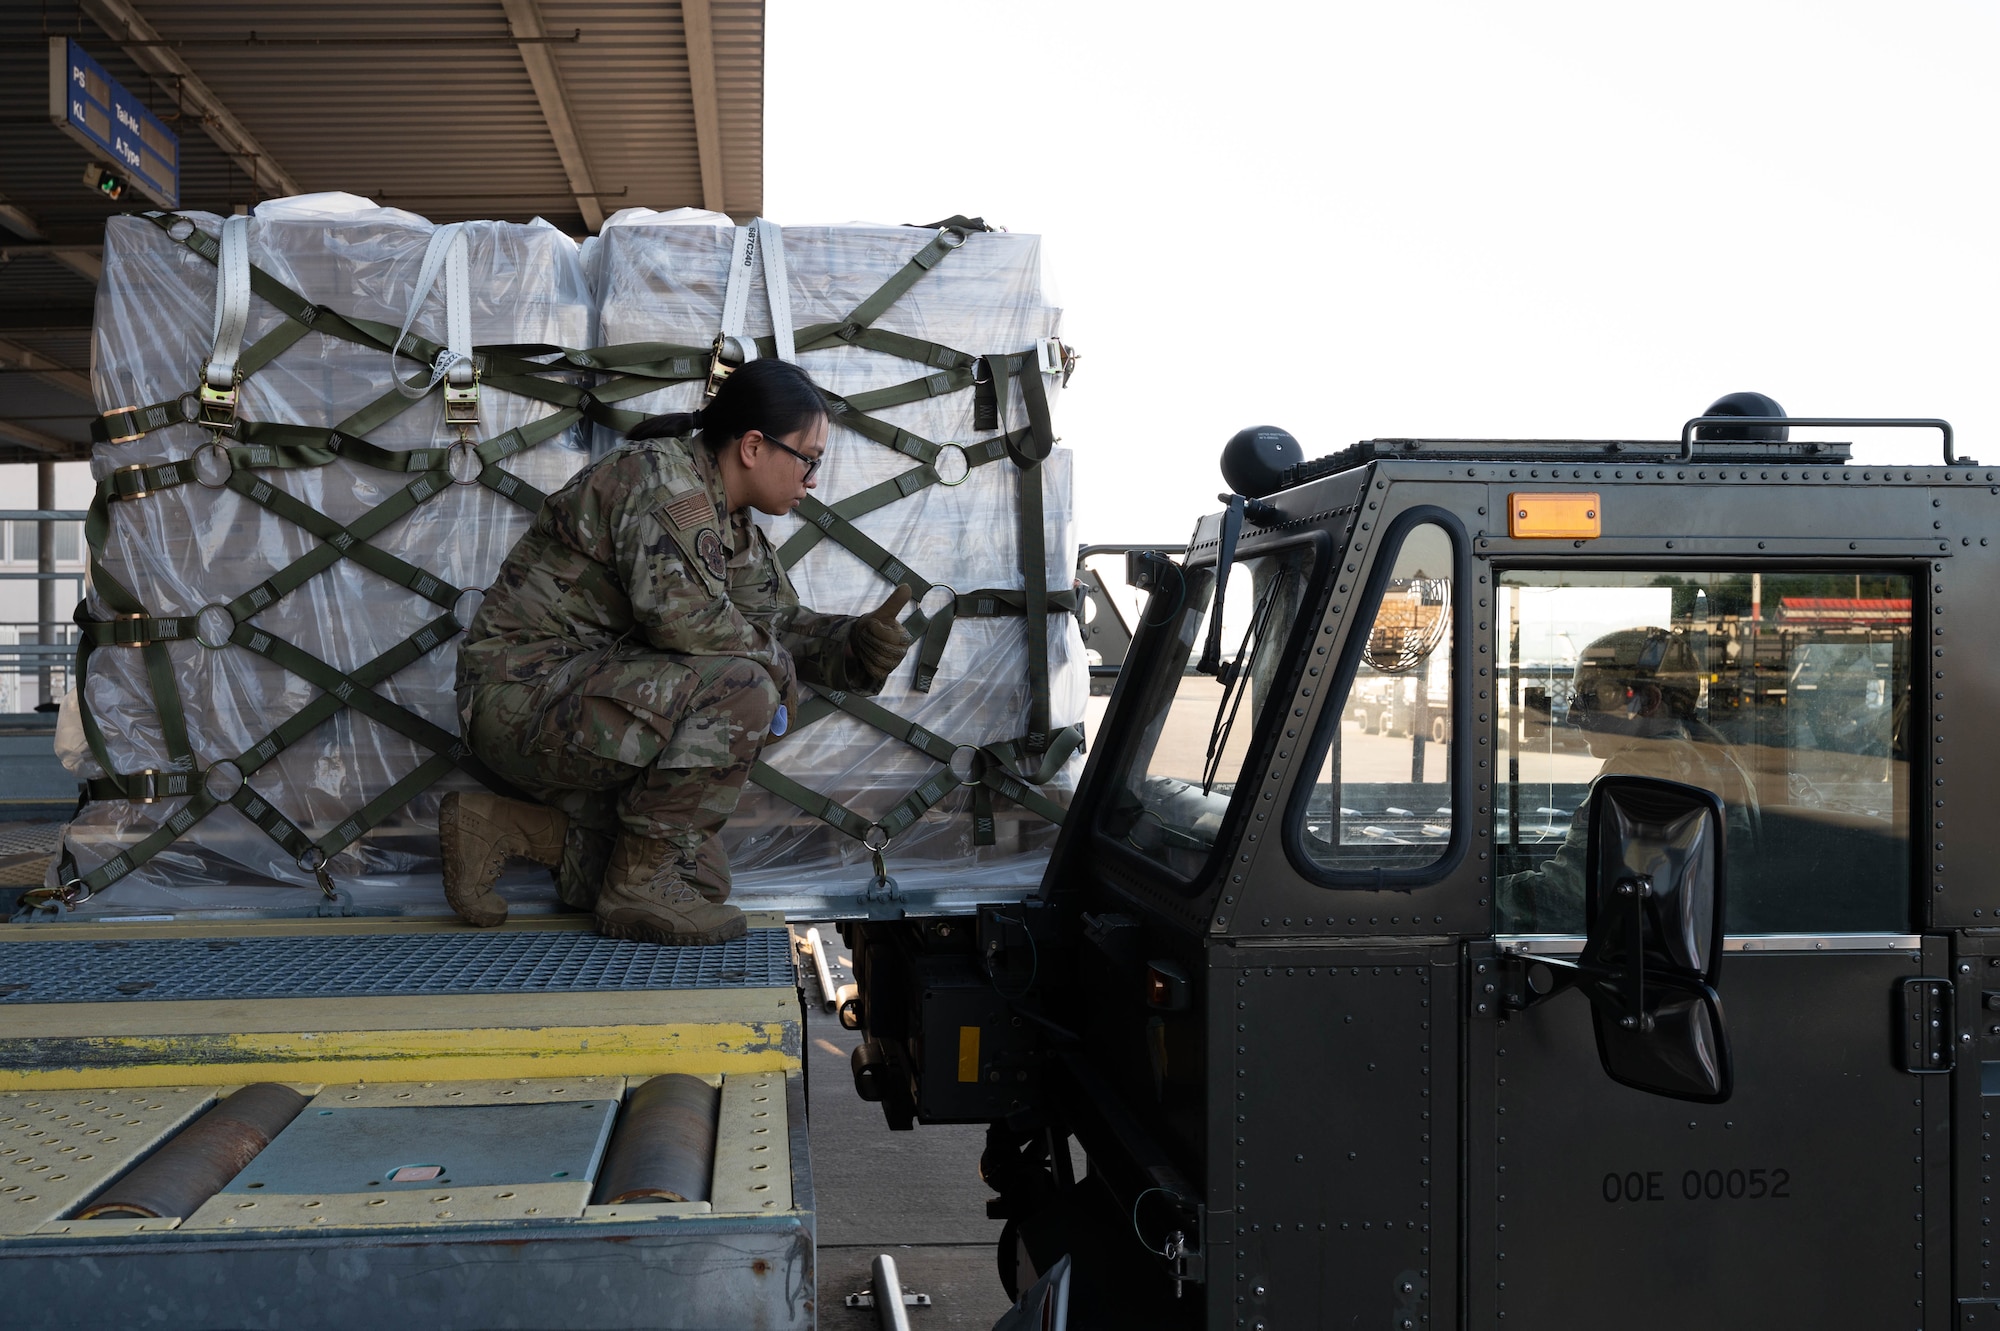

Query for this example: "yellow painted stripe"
[0,1021,799,1092]
[956,1025,980,1083]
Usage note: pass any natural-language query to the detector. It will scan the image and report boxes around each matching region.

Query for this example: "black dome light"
[1221,425,1303,498]
[1695,392,1789,442]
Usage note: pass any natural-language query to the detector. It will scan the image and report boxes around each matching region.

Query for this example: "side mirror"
[1579,775,1732,1103]
[1505,774,1733,1103]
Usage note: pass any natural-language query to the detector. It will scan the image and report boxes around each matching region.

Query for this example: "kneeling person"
[443,360,913,943]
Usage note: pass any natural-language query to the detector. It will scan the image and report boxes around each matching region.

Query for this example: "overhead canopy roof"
[0,0,766,464]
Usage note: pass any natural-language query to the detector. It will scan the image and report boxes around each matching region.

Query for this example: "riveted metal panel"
[1930,476,2000,928]
[1465,941,1936,1328]
[1219,943,1455,1329]
[1953,936,2000,1309]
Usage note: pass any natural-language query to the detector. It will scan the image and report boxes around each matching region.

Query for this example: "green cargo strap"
[90,324,312,447]
[85,767,197,803]
[909,215,993,233]
[772,325,978,375]
[312,751,459,867]
[772,442,1014,568]
[787,496,933,603]
[794,688,971,841]
[80,614,197,649]
[221,469,465,614]
[232,408,573,513]
[822,392,1026,468]
[838,366,976,415]
[798,691,1073,843]
[746,761,875,842]
[571,342,714,378]
[984,725,1085,787]
[41,788,224,901]
[839,226,971,332]
[912,587,1081,694]
[228,619,468,762]
[101,457,198,502]
[93,398,191,446]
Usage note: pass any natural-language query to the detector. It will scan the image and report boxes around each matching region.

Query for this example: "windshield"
[1102,544,1319,879]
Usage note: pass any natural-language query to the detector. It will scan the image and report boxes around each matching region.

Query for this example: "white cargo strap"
[391,223,476,398]
[759,218,796,363]
[718,219,795,365]
[203,214,252,390]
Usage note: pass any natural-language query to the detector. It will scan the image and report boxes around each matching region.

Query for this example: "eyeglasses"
[756,430,821,483]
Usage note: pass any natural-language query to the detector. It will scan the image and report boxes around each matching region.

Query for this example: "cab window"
[1493,569,1912,935]
[1298,521,1457,877]
[1101,543,1320,880]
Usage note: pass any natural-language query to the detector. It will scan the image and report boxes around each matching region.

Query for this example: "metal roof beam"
[0,201,102,284]
[0,339,92,403]
[49,247,103,284]
[499,0,606,232]
[0,418,75,459]
[78,0,306,200]
[0,201,42,241]
[680,0,727,214]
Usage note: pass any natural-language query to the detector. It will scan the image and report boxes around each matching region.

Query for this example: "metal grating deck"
[0,928,794,1004]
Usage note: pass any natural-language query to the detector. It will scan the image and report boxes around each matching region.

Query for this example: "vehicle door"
[1463,564,1941,1326]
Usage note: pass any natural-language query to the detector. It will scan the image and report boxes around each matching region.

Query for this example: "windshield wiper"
[1202,564,1294,794]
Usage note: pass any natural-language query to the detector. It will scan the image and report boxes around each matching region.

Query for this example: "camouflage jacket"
[459,435,872,694]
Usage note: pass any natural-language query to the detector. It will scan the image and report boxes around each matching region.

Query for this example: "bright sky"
[767,0,2000,543]
[19,4,1996,543]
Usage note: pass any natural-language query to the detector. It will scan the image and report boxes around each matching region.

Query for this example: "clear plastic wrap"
[59,203,591,915]
[593,215,1083,905]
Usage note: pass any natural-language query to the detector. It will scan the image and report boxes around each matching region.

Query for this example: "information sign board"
[46,36,179,210]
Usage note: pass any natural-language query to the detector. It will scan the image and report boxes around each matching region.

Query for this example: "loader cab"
[1030,408,2000,1327]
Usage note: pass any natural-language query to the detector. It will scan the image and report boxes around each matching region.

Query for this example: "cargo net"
[47,211,1077,913]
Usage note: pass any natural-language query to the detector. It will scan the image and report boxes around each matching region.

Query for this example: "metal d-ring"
[919,582,959,621]
[203,760,244,802]
[192,440,232,488]
[932,442,971,486]
[446,438,483,485]
[57,874,93,908]
[863,826,892,853]
[948,745,984,783]
[194,604,235,649]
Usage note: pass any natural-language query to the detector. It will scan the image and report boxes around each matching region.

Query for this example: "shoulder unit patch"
[695,528,728,582]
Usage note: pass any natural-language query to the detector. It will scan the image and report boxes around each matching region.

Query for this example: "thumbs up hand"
[851,584,915,680]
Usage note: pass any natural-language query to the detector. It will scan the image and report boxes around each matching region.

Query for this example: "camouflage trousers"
[460,646,780,910]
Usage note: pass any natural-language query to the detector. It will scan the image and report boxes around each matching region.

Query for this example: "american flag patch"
[664,489,713,531]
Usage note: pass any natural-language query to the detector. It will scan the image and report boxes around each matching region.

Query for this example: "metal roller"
[79,1083,307,1219]
[592,1073,719,1205]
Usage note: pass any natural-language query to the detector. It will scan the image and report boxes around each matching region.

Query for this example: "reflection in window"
[1301,522,1455,873]
[1494,570,1911,935]
[1103,545,1318,879]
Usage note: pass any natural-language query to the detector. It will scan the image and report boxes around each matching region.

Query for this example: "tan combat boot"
[595,832,747,945]
[439,791,569,927]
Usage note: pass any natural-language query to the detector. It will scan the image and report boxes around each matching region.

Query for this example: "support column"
[36,462,53,711]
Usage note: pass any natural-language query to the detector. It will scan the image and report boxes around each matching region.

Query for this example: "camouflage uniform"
[457,435,879,908]
[1496,721,1759,932]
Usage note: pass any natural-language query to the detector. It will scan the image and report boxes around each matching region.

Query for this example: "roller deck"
[0,915,819,1330]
